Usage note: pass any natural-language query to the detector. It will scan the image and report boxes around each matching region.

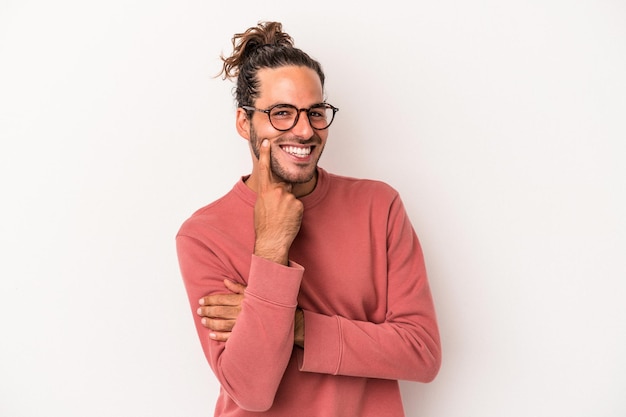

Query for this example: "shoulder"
[326,171,399,201]
[177,185,250,239]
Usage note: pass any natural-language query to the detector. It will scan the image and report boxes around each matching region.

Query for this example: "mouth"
[280,145,313,159]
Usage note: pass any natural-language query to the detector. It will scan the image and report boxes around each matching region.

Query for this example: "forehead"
[255,65,323,106]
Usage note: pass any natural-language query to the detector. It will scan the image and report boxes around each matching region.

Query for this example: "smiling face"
[236,65,329,198]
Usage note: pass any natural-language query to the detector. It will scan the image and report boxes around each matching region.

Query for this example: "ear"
[236,107,251,140]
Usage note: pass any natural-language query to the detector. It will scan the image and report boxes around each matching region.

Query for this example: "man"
[176,21,441,416]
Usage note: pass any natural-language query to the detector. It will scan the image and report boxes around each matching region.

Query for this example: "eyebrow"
[264,102,327,109]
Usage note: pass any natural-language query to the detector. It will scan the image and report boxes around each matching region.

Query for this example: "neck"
[244,170,318,199]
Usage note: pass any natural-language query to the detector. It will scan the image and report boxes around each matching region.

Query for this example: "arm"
[197,283,304,347]
[195,194,441,382]
[177,140,305,411]
[177,237,302,411]
[297,194,441,382]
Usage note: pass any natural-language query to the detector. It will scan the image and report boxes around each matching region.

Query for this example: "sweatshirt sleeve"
[177,233,303,411]
[296,194,442,382]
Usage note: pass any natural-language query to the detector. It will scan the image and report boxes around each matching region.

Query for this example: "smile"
[281,145,312,158]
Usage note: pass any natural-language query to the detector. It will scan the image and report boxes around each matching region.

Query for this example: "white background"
[1,1,625,416]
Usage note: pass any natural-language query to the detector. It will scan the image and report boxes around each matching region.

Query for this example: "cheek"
[251,122,284,143]
[316,132,329,148]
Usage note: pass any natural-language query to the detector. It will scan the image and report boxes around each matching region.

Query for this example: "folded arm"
[299,194,441,382]
[177,235,303,412]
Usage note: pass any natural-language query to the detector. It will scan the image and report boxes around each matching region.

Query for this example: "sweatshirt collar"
[234,167,330,209]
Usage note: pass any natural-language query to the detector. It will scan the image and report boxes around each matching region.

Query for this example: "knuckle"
[211,306,226,317]
[213,320,232,332]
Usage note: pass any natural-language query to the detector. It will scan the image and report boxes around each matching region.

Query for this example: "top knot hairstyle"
[218,21,326,109]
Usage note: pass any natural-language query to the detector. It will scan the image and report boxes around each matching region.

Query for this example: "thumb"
[223,279,246,294]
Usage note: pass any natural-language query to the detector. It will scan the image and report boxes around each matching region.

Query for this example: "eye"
[308,107,326,119]
[270,105,296,119]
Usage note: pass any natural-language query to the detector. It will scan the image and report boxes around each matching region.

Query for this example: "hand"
[197,279,246,342]
[253,139,303,265]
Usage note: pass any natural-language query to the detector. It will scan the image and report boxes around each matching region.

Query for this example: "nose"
[291,109,314,137]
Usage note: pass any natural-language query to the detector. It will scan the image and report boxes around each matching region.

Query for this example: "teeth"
[282,146,311,157]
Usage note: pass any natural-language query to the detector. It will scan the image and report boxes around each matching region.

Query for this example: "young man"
[176,21,441,416]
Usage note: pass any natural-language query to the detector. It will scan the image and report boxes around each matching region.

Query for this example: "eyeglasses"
[241,103,339,131]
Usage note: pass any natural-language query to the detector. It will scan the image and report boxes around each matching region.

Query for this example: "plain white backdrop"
[1,1,625,416]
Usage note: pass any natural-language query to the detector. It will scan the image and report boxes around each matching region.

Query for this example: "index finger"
[257,139,273,191]
[199,293,243,307]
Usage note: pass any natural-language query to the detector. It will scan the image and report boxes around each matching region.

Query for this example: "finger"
[257,139,273,191]
[209,330,231,342]
[199,293,243,307]
[223,279,246,294]
[197,305,241,319]
[201,317,236,332]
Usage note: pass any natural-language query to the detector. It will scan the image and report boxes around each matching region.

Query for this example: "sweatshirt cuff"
[245,255,304,307]
[297,310,342,374]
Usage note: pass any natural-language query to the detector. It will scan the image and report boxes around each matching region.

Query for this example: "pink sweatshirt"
[176,168,441,416]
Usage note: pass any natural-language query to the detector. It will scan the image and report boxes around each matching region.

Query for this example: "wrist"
[294,308,304,348]
[254,240,290,265]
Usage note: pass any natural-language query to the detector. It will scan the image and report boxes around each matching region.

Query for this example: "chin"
[273,166,317,185]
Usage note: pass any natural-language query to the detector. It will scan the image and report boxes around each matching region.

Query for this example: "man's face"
[245,66,329,187]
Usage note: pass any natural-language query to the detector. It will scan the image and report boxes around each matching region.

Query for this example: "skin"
[196,65,327,346]
[240,65,328,200]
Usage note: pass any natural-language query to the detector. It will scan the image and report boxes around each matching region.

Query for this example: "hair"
[218,21,326,109]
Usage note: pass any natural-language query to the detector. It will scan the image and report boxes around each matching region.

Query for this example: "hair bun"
[218,21,294,79]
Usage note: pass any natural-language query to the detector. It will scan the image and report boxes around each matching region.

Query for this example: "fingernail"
[199,298,205,305]
[209,332,217,339]
[197,308,202,315]
[262,139,269,147]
